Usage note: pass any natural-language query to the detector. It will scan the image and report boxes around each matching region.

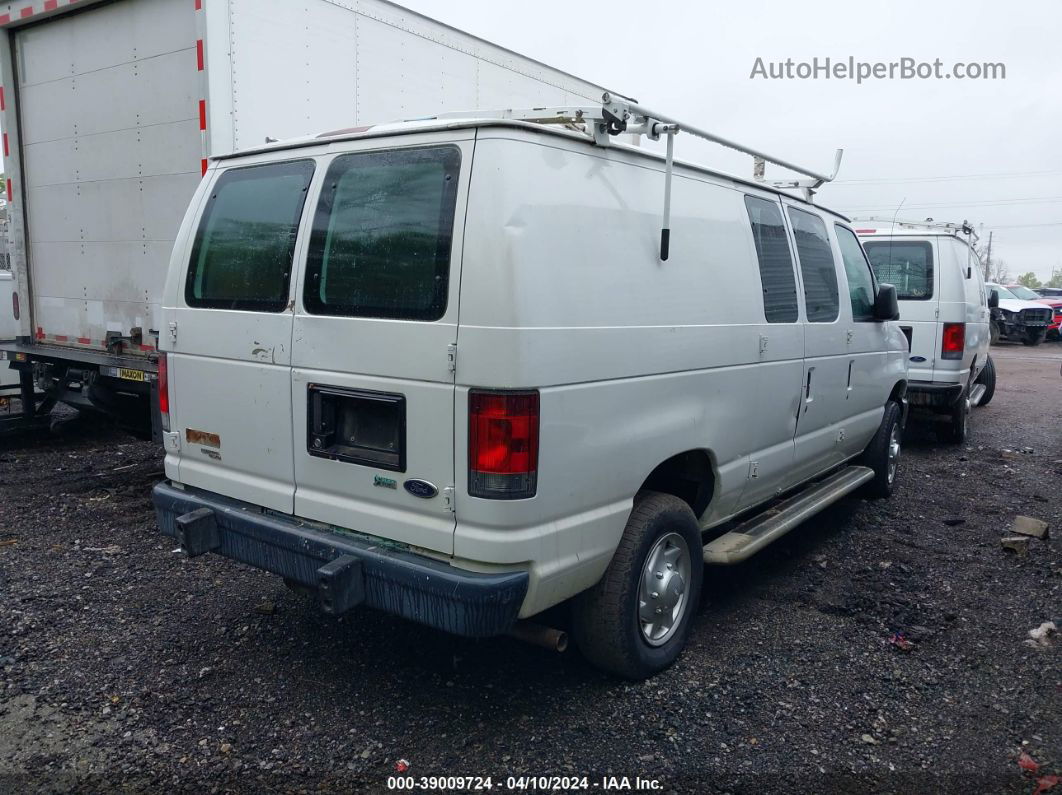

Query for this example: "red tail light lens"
[11,291,19,321]
[157,353,170,430]
[469,390,539,500]
[941,322,965,360]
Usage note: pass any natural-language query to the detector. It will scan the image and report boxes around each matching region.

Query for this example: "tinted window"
[863,240,934,300]
[304,146,461,320]
[835,225,877,321]
[186,160,315,311]
[744,196,798,322]
[788,208,839,322]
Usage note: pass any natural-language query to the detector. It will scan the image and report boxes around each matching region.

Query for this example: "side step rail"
[969,383,987,407]
[703,466,874,565]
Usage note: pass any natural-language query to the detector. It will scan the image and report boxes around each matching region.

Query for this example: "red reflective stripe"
[194,0,202,9]
[199,99,206,130]
[3,133,8,158]
[196,39,204,70]
[20,6,33,18]
[77,337,91,345]
[201,158,208,176]
[44,0,59,10]
[5,179,11,201]
[53,335,68,342]
[35,327,44,340]
[0,15,10,25]
[0,87,6,111]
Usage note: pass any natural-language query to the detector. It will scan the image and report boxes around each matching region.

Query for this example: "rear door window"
[835,225,877,321]
[863,240,933,300]
[744,196,799,322]
[304,146,461,321]
[186,160,315,311]
[788,207,839,322]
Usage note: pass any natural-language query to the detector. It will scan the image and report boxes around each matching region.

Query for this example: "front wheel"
[1022,330,1046,346]
[572,491,703,680]
[859,400,903,497]
[990,323,1001,345]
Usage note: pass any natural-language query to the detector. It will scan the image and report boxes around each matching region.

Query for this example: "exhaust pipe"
[507,621,568,653]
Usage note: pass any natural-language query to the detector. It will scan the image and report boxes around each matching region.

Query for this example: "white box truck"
[0,0,611,437]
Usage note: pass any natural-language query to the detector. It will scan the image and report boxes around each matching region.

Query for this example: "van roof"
[213,116,851,223]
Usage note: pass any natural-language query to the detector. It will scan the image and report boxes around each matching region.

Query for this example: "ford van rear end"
[153,127,531,637]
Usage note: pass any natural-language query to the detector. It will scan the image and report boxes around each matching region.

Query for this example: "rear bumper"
[152,482,528,638]
[908,380,964,408]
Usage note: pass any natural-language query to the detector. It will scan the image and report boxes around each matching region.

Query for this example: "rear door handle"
[803,367,814,413]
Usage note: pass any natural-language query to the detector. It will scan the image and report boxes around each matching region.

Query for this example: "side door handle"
[803,367,814,413]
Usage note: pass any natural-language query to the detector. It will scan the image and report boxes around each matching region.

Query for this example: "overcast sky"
[401,0,1062,282]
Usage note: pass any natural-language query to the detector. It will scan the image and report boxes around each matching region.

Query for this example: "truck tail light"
[11,291,18,320]
[941,322,965,360]
[157,353,170,430]
[469,390,539,500]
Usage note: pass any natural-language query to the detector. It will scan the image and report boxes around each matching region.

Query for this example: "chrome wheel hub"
[887,424,901,484]
[638,532,692,647]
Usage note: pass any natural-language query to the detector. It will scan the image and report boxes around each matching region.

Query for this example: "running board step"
[969,383,987,407]
[703,465,875,565]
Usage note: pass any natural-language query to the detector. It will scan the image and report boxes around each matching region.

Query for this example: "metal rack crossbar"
[429,92,844,260]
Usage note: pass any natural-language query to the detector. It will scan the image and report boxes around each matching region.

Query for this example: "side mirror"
[873,283,900,321]
[988,290,999,309]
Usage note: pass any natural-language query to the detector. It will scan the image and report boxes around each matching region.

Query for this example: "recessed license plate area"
[307,385,406,472]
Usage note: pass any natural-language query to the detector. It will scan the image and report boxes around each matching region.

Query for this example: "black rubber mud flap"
[175,507,220,557]
[317,555,365,616]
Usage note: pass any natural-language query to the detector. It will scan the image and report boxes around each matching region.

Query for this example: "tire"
[975,356,996,406]
[572,491,703,680]
[989,323,1000,345]
[938,387,970,444]
[1022,330,1045,346]
[859,400,903,498]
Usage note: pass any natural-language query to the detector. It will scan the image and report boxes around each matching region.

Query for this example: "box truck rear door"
[169,159,317,514]
[289,139,471,556]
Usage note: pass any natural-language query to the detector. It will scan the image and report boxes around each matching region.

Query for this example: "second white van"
[857,221,994,443]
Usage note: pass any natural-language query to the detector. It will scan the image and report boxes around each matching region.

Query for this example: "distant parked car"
[986,284,1053,346]
[1036,287,1062,298]
[1007,284,1062,340]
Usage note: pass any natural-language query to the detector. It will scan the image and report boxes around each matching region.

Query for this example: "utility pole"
[984,231,993,281]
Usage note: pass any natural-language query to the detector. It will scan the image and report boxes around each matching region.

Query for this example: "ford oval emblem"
[910,355,927,362]
[403,479,438,499]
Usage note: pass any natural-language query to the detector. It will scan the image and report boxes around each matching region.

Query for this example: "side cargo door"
[289,137,472,557]
[787,204,849,482]
[169,158,318,514]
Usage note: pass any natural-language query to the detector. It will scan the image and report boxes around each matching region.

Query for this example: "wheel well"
[889,380,907,405]
[638,450,714,518]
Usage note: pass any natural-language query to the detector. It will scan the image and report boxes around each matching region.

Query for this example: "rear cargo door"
[863,238,939,379]
[14,0,200,350]
[289,138,471,556]
[169,159,318,514]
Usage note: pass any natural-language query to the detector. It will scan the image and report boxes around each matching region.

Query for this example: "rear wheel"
[573,492,702,680]
[938,388,970,444]
[975,356,996,406]
[989,323,1000,345]
[859,400,903,497]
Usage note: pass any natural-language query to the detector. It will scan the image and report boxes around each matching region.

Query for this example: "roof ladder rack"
[431,93,844,261]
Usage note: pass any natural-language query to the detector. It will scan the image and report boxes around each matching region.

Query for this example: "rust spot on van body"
[186,428,221,449]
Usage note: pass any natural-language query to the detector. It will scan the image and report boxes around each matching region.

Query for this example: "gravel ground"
[1,344,1059,793]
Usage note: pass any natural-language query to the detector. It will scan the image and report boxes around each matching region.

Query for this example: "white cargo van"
[153,103,909,678]
[857,221,993,443]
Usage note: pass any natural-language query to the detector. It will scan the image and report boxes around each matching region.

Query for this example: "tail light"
[157,353,170,430]
[11,291,18,320]
[469,390,539,500]
[941,322,965,360]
